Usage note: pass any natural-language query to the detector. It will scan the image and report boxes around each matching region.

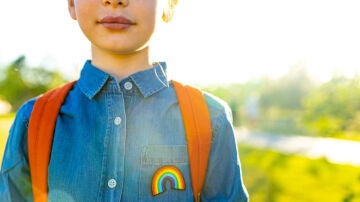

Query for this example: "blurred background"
[1,0,360,201]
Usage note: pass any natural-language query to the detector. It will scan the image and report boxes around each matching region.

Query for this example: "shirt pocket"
[139,145,193,202]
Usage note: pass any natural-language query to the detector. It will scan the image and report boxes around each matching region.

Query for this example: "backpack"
[28,80,212,202]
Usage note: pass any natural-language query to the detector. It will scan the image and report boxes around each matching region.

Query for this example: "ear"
[68,0,77,20]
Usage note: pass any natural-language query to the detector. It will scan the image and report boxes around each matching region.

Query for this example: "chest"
[47,95,193,201]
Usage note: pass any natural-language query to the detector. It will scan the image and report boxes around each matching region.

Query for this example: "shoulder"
[203,91,232,122]
[5,98,37,142]
[10,98,37,133]
[1,98,36,173]
[202,90,235,142]
[9,97,36,141]
[14,98,36,124]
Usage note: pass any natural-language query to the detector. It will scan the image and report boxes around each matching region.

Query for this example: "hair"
[162,0,178,22]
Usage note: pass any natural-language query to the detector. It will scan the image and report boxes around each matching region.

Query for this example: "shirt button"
[108,179,117,189]
[124,81,133,90]
[114,117,122,125]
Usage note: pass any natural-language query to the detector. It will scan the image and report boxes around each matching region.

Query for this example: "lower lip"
[101,23,132,30]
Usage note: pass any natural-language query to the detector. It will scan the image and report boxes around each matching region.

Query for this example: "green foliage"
[204,65,316,135]
[205,64,360,139]
[259,65,315,110]
[0,56,67,111]
[204,81,262,127]
[255,65,316,135]
[303,75,360,137]
[239,144,360,202]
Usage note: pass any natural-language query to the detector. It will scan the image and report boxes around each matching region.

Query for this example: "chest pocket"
[139,145,193,202]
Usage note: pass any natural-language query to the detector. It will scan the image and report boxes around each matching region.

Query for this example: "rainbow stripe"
[151,165,186,196]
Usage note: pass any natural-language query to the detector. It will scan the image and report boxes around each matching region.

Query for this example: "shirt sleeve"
[201,95,249,202]
[0,100,35,202]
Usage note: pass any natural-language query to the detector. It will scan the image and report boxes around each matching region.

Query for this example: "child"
[0,0,249,201]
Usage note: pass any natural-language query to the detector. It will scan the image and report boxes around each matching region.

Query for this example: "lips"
[99,16,135,30]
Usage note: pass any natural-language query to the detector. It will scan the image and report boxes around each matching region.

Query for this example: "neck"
[91,46,152,80]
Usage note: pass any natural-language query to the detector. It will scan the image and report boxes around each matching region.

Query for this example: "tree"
[302,75,360,136]
[0,56,67,111]
[259,64,316,110]
[252,65,317,134]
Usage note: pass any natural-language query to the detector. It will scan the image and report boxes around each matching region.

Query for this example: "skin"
[67,0,170,80]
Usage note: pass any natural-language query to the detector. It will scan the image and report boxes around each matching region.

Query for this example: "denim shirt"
[0,61,248,202]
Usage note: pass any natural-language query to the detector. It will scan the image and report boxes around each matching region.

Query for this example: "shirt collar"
[78,60,110,99]
[78,60,169,99]
[130,62,169,98]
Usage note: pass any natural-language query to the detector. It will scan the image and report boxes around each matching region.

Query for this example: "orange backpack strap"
[172,80,212,202]
[27,80,211,202]
[28,81,76,202]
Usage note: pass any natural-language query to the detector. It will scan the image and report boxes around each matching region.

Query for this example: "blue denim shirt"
[0,61,248,202]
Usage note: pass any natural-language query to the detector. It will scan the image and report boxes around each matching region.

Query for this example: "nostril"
[103,0,124,6]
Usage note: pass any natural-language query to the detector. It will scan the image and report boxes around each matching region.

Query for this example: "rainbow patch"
[151,165,186,196]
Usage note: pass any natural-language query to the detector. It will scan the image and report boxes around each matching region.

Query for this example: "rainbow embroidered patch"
[151,165,186,196]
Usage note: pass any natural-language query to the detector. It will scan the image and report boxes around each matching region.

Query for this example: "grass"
[238,144,360,202]
[0,114,14,163]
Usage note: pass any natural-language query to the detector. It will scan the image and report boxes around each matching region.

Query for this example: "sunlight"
[1,0,360,84]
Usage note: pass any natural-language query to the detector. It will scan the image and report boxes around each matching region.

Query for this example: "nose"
[103,0,128,7]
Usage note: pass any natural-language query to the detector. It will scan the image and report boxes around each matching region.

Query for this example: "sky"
[1,0,360,85]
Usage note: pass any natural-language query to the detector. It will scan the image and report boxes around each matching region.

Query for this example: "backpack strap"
[172,80,212,202]
[28,81,76,202]
[28,80,212,202]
